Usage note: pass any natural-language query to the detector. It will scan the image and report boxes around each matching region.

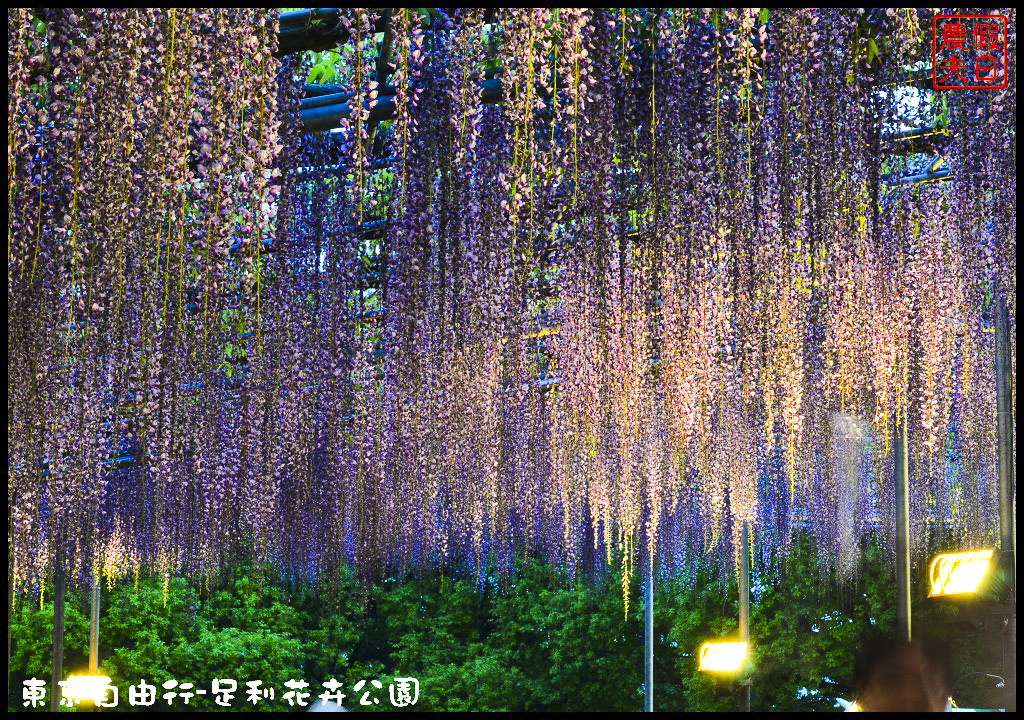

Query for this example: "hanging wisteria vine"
[8,8,1016,601]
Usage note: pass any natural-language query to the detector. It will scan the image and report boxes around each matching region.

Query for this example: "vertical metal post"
[89,564,100,673]
[50,549,65,712]
[8,555,13,701]
[739,520,751,712]
[895,408,911,643]
[644,557,654,712]
[77,562,102,713]
[995,290,1016,712]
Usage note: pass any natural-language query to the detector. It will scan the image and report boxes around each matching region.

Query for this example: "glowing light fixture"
[698,641,748,673]
[928,549,995,597]
[62,674,112,705]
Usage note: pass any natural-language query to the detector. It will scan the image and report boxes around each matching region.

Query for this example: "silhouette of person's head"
[854,635,953,712]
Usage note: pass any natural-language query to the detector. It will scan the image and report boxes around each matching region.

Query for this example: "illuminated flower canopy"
[7,8,1016,599]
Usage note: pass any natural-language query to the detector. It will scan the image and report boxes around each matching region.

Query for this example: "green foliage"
[10,567,367,712]
[8,536,1006,712]
[11,587,91,685]
[748,534,881,711]
[487,560,642,711]
[307,50,344,85]
[660,561,741,712]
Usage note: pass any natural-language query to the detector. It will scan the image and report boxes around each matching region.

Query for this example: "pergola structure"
[7,7,1015,712]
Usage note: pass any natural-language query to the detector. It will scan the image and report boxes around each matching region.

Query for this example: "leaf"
[866,38,879,65]
[757,8,770,26]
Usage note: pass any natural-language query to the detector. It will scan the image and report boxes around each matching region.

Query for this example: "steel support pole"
[8,556,13,702]
[739,520,751,712]
[50,550,65,712]
[89,565,100,672]
[77,563,102,713]
[895,408,911,643]
[995,291,1016,712]
[644,558,654,712]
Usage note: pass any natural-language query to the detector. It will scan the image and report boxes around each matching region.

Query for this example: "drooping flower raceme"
[8,8,1015,600]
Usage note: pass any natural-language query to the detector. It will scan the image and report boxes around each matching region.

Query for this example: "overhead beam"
[278,8,342,28]
[275,9,433,58]
[301,78,502,133]
[882,125,948,143]
[884,167,951,187]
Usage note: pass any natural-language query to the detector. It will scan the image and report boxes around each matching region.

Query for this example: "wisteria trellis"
[7,8,1016,601]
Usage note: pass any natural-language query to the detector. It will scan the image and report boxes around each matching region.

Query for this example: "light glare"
[928,548,995,597]
[63,674,112,704]
[698,641,747,673]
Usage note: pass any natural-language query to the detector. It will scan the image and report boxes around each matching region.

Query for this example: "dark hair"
[854,633,956,695]
[917,635,955,692]
[854,634,912,693]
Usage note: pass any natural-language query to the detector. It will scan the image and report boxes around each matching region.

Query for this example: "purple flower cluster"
[8,9,283,589]
[8,9,1015,599]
